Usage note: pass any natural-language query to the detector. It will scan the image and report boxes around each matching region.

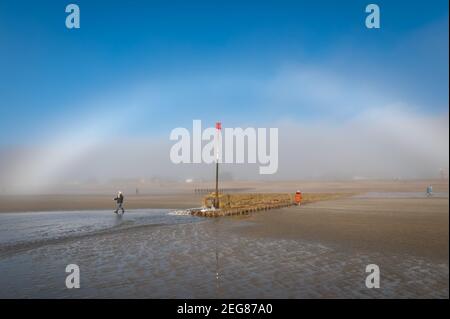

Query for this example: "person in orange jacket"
[295,190,302,206]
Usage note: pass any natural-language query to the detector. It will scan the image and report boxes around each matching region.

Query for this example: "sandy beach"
[0,179,447,212]
[0,179,448,298]
[238,196,449,262]
[0,193,204,212]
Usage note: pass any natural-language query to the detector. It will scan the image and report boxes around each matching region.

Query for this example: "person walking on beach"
[114,191,125,215]
[426,185,433,197]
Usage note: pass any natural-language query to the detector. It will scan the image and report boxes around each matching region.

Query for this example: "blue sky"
[0,0,448,144]
[0,0,448,188]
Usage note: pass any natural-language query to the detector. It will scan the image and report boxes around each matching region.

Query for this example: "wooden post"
[215,160,219,208]
[214,122,222,208]
[214,121,221,209]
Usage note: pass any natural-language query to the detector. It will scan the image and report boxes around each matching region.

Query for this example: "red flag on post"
[216,122,222,130]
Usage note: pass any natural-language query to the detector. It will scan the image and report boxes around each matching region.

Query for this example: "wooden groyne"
[190,193,295,217]
[193,187,254,194]
[187,192,352,217]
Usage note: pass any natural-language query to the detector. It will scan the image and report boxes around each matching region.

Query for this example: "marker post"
[215,122,221,208]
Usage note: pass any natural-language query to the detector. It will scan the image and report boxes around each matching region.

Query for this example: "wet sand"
[236,196,449,262]
[0,180,448,298]
[0,197,448,298]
